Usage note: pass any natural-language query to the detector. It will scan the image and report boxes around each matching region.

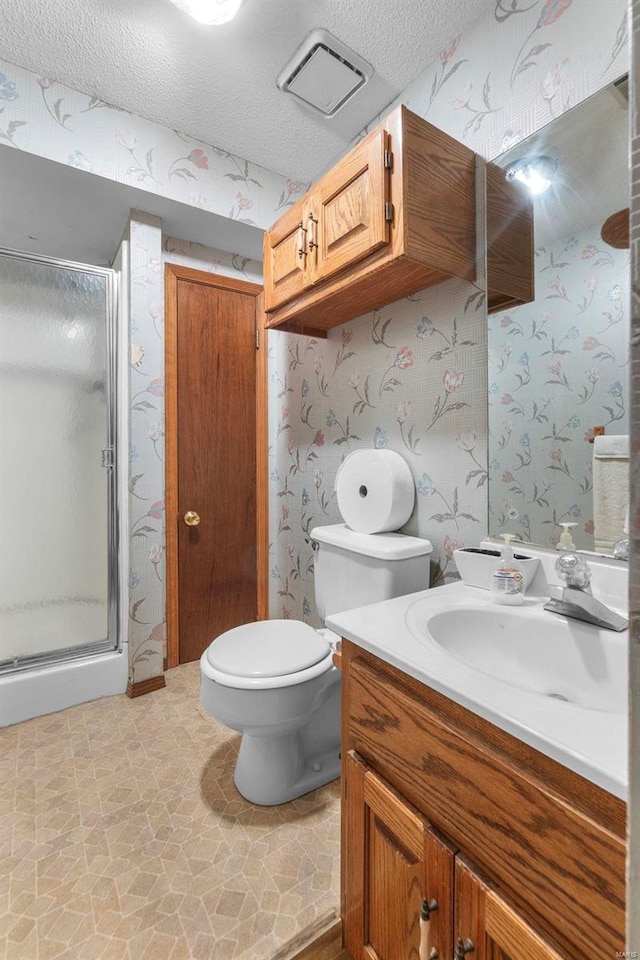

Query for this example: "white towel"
[592,435,629,553]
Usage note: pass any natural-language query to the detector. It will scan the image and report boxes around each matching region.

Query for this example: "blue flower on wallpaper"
[567,415,581,428]
[519,433,530,446]
[416,316,434,339]
[303,597,312,617]
[517,353,529,366]
[270,469,279,482]
[416,473,435,496]
[566,237,580,250]
[608,380,623,398]
[129,570,140,589]
[326,409,337,427]
[0,72,18,101]
[607,284,622,302]
[373,427,388,449]
[567,326,580,340]
[68,150,91,171]
[489,382,499,395]
[270,566,280,579]
[301,488,310,506]
[130,445,139,463]
[490,459,501,470]
[569,504,582,518]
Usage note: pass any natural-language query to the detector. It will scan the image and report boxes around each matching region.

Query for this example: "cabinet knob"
[296,222,307,259]
[183,511,200,526]
[454,938,475,958]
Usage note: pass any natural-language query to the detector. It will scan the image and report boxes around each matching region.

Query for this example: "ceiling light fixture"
[168,0,244,25]
[505,155,558,196]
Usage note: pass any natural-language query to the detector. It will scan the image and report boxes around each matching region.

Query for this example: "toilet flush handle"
[184,511,201,526]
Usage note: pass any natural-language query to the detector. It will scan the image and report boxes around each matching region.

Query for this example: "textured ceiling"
[0,0,493,182]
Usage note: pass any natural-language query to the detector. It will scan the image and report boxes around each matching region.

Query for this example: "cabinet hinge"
[385,201,394,223]
[384,148,393,170]
[101,447,114,469]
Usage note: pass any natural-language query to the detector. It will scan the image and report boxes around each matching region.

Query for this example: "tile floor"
[0,662,341,960]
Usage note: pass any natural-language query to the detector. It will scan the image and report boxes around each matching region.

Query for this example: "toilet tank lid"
[205,620,331,678]
[311,523,433,560]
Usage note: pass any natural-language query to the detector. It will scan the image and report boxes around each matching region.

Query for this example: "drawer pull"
[454,938,475,958]
[420,899,438,960]
[296,222,307,259]
[308,212,318,250]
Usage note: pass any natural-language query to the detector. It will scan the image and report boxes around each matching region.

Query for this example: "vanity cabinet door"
[455,857,570,960]
[343,751,454,960]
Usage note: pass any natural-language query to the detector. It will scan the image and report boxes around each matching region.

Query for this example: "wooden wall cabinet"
[264,106,476,336]
[341,642,625,960]
[486,161,534,313]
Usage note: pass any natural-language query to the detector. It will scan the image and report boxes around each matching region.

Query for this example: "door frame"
[164,263,268,669]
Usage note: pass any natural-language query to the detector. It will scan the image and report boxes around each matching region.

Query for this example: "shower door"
[0,249,118,671]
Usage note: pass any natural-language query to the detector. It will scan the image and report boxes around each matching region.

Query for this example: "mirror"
[486,77,629,555]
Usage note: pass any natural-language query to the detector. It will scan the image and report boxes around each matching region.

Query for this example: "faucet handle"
[555,552,591,589]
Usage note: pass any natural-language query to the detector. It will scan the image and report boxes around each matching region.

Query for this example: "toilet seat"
[202,619,334,690]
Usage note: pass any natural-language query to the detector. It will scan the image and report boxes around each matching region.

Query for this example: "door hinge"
[384,148,393,170]
[385,201,394,223]
[256,327,260,350]
[101,447,114,469]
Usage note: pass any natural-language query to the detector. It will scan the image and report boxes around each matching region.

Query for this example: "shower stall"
[0,248,125,725]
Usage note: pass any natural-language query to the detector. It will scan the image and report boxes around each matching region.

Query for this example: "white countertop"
[327,581,628,800]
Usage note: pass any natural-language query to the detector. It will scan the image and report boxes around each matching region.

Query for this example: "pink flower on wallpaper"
[395,400,411,423]
[281,505,290,521]
[501,393,513,405]
[286,178,303,194]
[314,469,323,488]
[440,36,460,63]
[149,622,166,643]
[148,501,165,520]
[444,535,464,560]
[584,520,595,535]
[501,472,514,483]
[583,337,599,351]
[37,77,56,88]
[452,83,473,109]
[537,0,573,28]
[394,347,414,370]
[312,430,325,447]
[581,244,597,260]
[547,276,561,291]
[236,192,253,210]
[147,378,164,396]
[584,428,596,442]
[442,370,464,392]
[500,315,513,328]
[549,449,562,462]
[281,406,289,421]
[188,148,209,169]
[548,361,561,376]
[540,58,571,102]
[149,544,162,566]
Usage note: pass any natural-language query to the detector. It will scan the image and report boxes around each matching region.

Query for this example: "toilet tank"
[311,523,433,620]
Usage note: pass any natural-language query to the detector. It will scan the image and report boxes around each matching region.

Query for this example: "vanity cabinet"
[340,642,625,960]
[263,105,476,336]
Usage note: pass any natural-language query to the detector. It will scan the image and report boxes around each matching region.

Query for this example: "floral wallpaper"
[269,0,629,625]
[163,236,262,285]
[488,222,629,551]
[0,58,305,232]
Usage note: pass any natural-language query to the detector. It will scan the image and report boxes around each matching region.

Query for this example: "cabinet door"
[263,198,311,311]
[316,129,390,284]
[343,751,454,960]
[455,857,570,960]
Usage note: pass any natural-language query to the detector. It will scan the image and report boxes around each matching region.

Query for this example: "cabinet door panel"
[455,857,569,960]
[317,129,390,283]
[264,202,309,310]
[343,751,454,960]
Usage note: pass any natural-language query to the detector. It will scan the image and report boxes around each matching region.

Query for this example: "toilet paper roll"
[335,449,415,534]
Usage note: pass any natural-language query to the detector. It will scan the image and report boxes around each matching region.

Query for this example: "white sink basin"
[407,601,626,715]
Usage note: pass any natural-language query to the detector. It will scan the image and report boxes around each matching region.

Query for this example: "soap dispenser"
[490,534,525,605]
[556,522,578,551]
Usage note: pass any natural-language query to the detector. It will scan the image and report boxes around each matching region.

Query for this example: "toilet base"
[233,730,340,806]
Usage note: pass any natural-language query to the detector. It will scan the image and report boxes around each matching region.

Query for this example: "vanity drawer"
[346,654,625,960]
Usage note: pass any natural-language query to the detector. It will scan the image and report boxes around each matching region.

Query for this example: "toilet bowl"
[200,619,341,806]
[200,450,433,807]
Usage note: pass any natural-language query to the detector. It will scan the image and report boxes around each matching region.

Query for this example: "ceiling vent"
[277,29,373,119]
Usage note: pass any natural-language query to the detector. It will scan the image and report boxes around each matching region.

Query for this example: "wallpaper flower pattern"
[488,223,629,551]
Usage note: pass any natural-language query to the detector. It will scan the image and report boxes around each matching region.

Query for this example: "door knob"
[183,511,200,526]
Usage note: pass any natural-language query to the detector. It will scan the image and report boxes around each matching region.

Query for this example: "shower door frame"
[0,247,120,674]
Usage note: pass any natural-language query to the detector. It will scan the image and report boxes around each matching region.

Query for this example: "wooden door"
[455,857,570,960]
[263,197,314,311]
[343,751,454,960]
[316,128,390,284]
[165,265,264,665]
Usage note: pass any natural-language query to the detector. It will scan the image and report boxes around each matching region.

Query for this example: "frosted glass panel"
[0,254,112,663]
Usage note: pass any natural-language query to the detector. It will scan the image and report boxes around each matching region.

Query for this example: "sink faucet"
[543,552,628,632]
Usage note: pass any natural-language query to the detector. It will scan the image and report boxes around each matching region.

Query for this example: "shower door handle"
[183,511,200,526]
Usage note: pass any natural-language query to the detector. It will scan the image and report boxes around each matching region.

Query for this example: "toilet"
[200,448,433,806]
[200,523,432,805]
